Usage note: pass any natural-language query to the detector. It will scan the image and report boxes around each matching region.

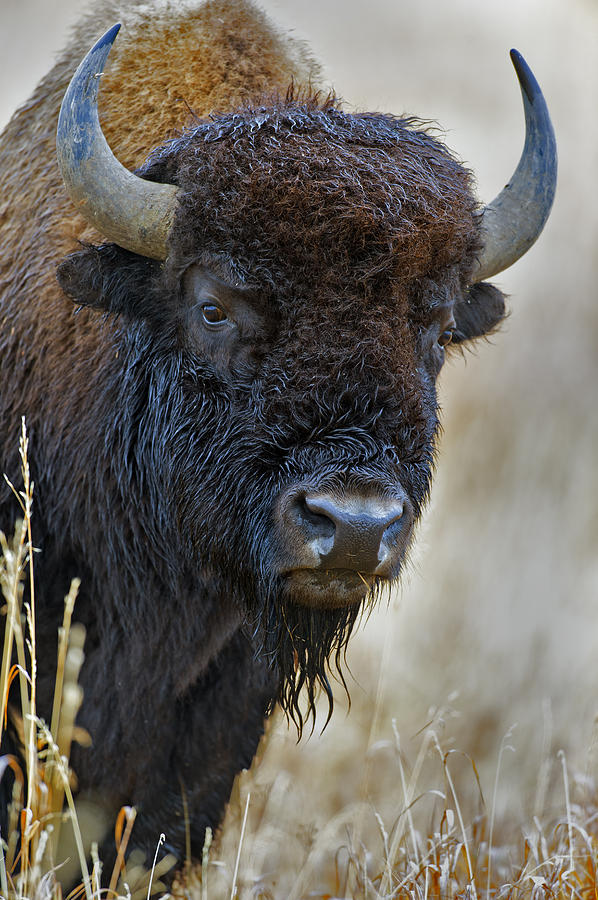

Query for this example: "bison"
[0,0,556,885]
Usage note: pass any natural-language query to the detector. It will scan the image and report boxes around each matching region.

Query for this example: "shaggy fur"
[0,0,506,882]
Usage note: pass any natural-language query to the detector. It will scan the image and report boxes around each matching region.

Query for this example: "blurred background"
[1,0,597,892]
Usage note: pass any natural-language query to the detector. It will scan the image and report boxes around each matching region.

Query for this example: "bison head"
[55,26,556,725]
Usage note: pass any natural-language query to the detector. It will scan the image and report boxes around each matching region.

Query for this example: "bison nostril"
[381,506,405,540]
[298,496,336,538]
[279,493,337,562]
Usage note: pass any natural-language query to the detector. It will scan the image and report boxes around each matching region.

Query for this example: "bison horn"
[56,24,180,261]
[471,50,557,283]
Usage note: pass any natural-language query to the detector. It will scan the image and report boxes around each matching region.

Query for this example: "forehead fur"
[143,99,481,300]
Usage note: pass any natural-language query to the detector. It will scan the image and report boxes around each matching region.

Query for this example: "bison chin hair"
[255,576,388,735]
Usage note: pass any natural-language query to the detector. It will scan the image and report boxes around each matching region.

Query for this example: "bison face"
[57,102,508,723]
[54,23,555,726]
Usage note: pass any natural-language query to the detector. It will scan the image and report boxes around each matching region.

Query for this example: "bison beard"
[260,584,364,730]
[0,0,555,887]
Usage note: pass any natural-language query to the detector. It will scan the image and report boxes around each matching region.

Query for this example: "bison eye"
[437,329,454,348]
[201,302,228,326]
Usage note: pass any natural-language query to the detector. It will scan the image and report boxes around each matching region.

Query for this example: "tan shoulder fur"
[75,0,321,168]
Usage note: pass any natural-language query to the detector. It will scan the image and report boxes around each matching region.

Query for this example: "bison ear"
[451,282,507,344]
[56,244,161,319]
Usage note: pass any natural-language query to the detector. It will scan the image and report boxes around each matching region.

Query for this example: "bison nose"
[279,490,410,577]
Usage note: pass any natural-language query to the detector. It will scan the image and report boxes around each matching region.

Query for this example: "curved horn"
[57,24,180,260]
[472,50,557,283]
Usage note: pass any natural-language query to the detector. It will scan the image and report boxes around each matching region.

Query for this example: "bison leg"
[97,627,276,885]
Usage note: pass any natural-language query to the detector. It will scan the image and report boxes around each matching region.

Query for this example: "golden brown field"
[1,0,597,896]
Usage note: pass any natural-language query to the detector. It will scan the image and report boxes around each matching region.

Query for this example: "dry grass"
[1,425,597,900]
[183,709,598,899]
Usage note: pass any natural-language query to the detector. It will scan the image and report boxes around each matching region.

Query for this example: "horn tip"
[95,23,122,54]
[509,48,540,106]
